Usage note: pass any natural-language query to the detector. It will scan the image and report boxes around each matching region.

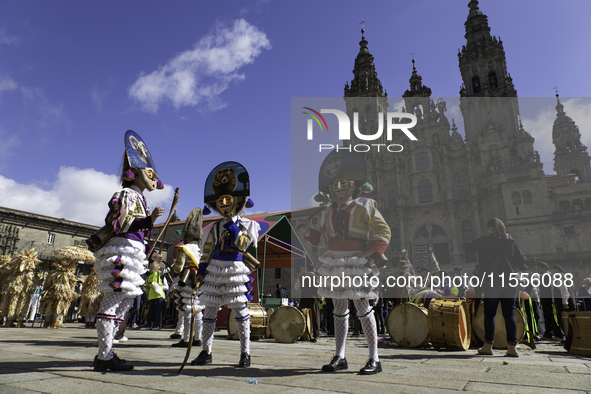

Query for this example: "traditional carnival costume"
[304,150,390,375]
[0,250,43,327]
[191,162,260,368]
[89,130,165,372]
[79,267,103,328]
[39,246,96,328]
[171,208,205,348]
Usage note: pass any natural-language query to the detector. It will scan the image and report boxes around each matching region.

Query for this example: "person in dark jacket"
[463,218,527,357]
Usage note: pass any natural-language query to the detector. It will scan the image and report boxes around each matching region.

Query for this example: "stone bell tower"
[552,94,591,182]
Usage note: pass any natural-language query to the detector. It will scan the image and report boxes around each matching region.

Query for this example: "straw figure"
[40,246,97,328]
[0,249,43,327]
[79,267,103,328]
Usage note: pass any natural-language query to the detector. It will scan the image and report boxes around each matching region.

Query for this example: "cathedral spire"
[344,28,385,97]
[458,0,516,97]
[403,58,431,98]
[552,92,591,182]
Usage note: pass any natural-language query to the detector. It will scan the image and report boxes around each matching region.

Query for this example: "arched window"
[472,76,481,94]
[416,226,429,239]
[457,181,468,199]
[390,228,401,252]
[512,191,522,205]
[573,199,584,211]
[462,221,477,262]
[431,225,446,238]
[523,190,532,204]
[418,180,433,203]
[388,192,397,208]
[415,152,429,170]
[559,201,571,212]
[489,145,500,162]
[488,72,498,89]
[462,221,474,243]
[433,154,439,169]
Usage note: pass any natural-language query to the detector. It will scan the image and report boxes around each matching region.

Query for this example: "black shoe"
[171,340,189,348]
[193,339,202,347]
[113,352,126,364]
[93,356,134,372]
[359,359,382,375]
[322,356,348,372]
[238,352,250,368]
[170,333,182,340]
[191,350,212,365]
[93,354,126,366]
[310,338,317,343]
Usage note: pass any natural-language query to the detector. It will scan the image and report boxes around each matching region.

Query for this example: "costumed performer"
[91,130,165,372]
[0,250,43,327]
[171,207,205,348]
[300,150,391,375]
[39,257,78,328]
[191,161,260,368]
[79,267,103,328]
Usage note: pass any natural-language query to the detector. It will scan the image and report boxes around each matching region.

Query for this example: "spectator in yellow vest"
[146,263,168,330]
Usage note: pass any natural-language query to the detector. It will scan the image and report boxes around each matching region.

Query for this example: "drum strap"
[234,314,251,322]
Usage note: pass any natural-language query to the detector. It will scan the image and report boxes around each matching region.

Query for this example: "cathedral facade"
[343,0,591,275]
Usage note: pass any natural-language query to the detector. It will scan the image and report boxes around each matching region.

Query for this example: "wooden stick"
[147,187,179,260]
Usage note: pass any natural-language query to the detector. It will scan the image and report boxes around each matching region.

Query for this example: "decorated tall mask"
[204,161,251,216]
[318,150,367,202]
[124,130,164,191]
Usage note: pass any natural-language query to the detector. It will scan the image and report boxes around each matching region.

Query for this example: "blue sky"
[0,0,589,226]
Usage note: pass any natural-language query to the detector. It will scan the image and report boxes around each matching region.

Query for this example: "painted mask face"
[137,167,158,191]
[330,178,354,204]
[216,194,235,216]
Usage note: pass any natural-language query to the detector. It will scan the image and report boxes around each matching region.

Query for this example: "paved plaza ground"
[0,324,590,393]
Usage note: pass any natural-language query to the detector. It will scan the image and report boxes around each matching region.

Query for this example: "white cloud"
[239,0,271,16]
[0,26,22,46]
[0,167,173,226]
[20,87,71,130]
[521,97,591,175]
[0,78,17,94]
[0,130,21,162]
[129,19,271,112]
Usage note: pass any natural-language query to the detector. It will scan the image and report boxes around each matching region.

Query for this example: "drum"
[227,303,268,340]
[428,298,471,350]
[264,308,275,338]
[300,308,314,341]
[565,312,591,356]
[472,304,525,349]
[269,305,306,343]
[386,303,429,348]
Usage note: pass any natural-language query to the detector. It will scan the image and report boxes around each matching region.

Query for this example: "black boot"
[322,355,348,372]
[238,352,250,368]
[359,359,382,375]
[93,356,133,372]
[93,354,126,366]
[171,340,189,348]
[191,350,212,365]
